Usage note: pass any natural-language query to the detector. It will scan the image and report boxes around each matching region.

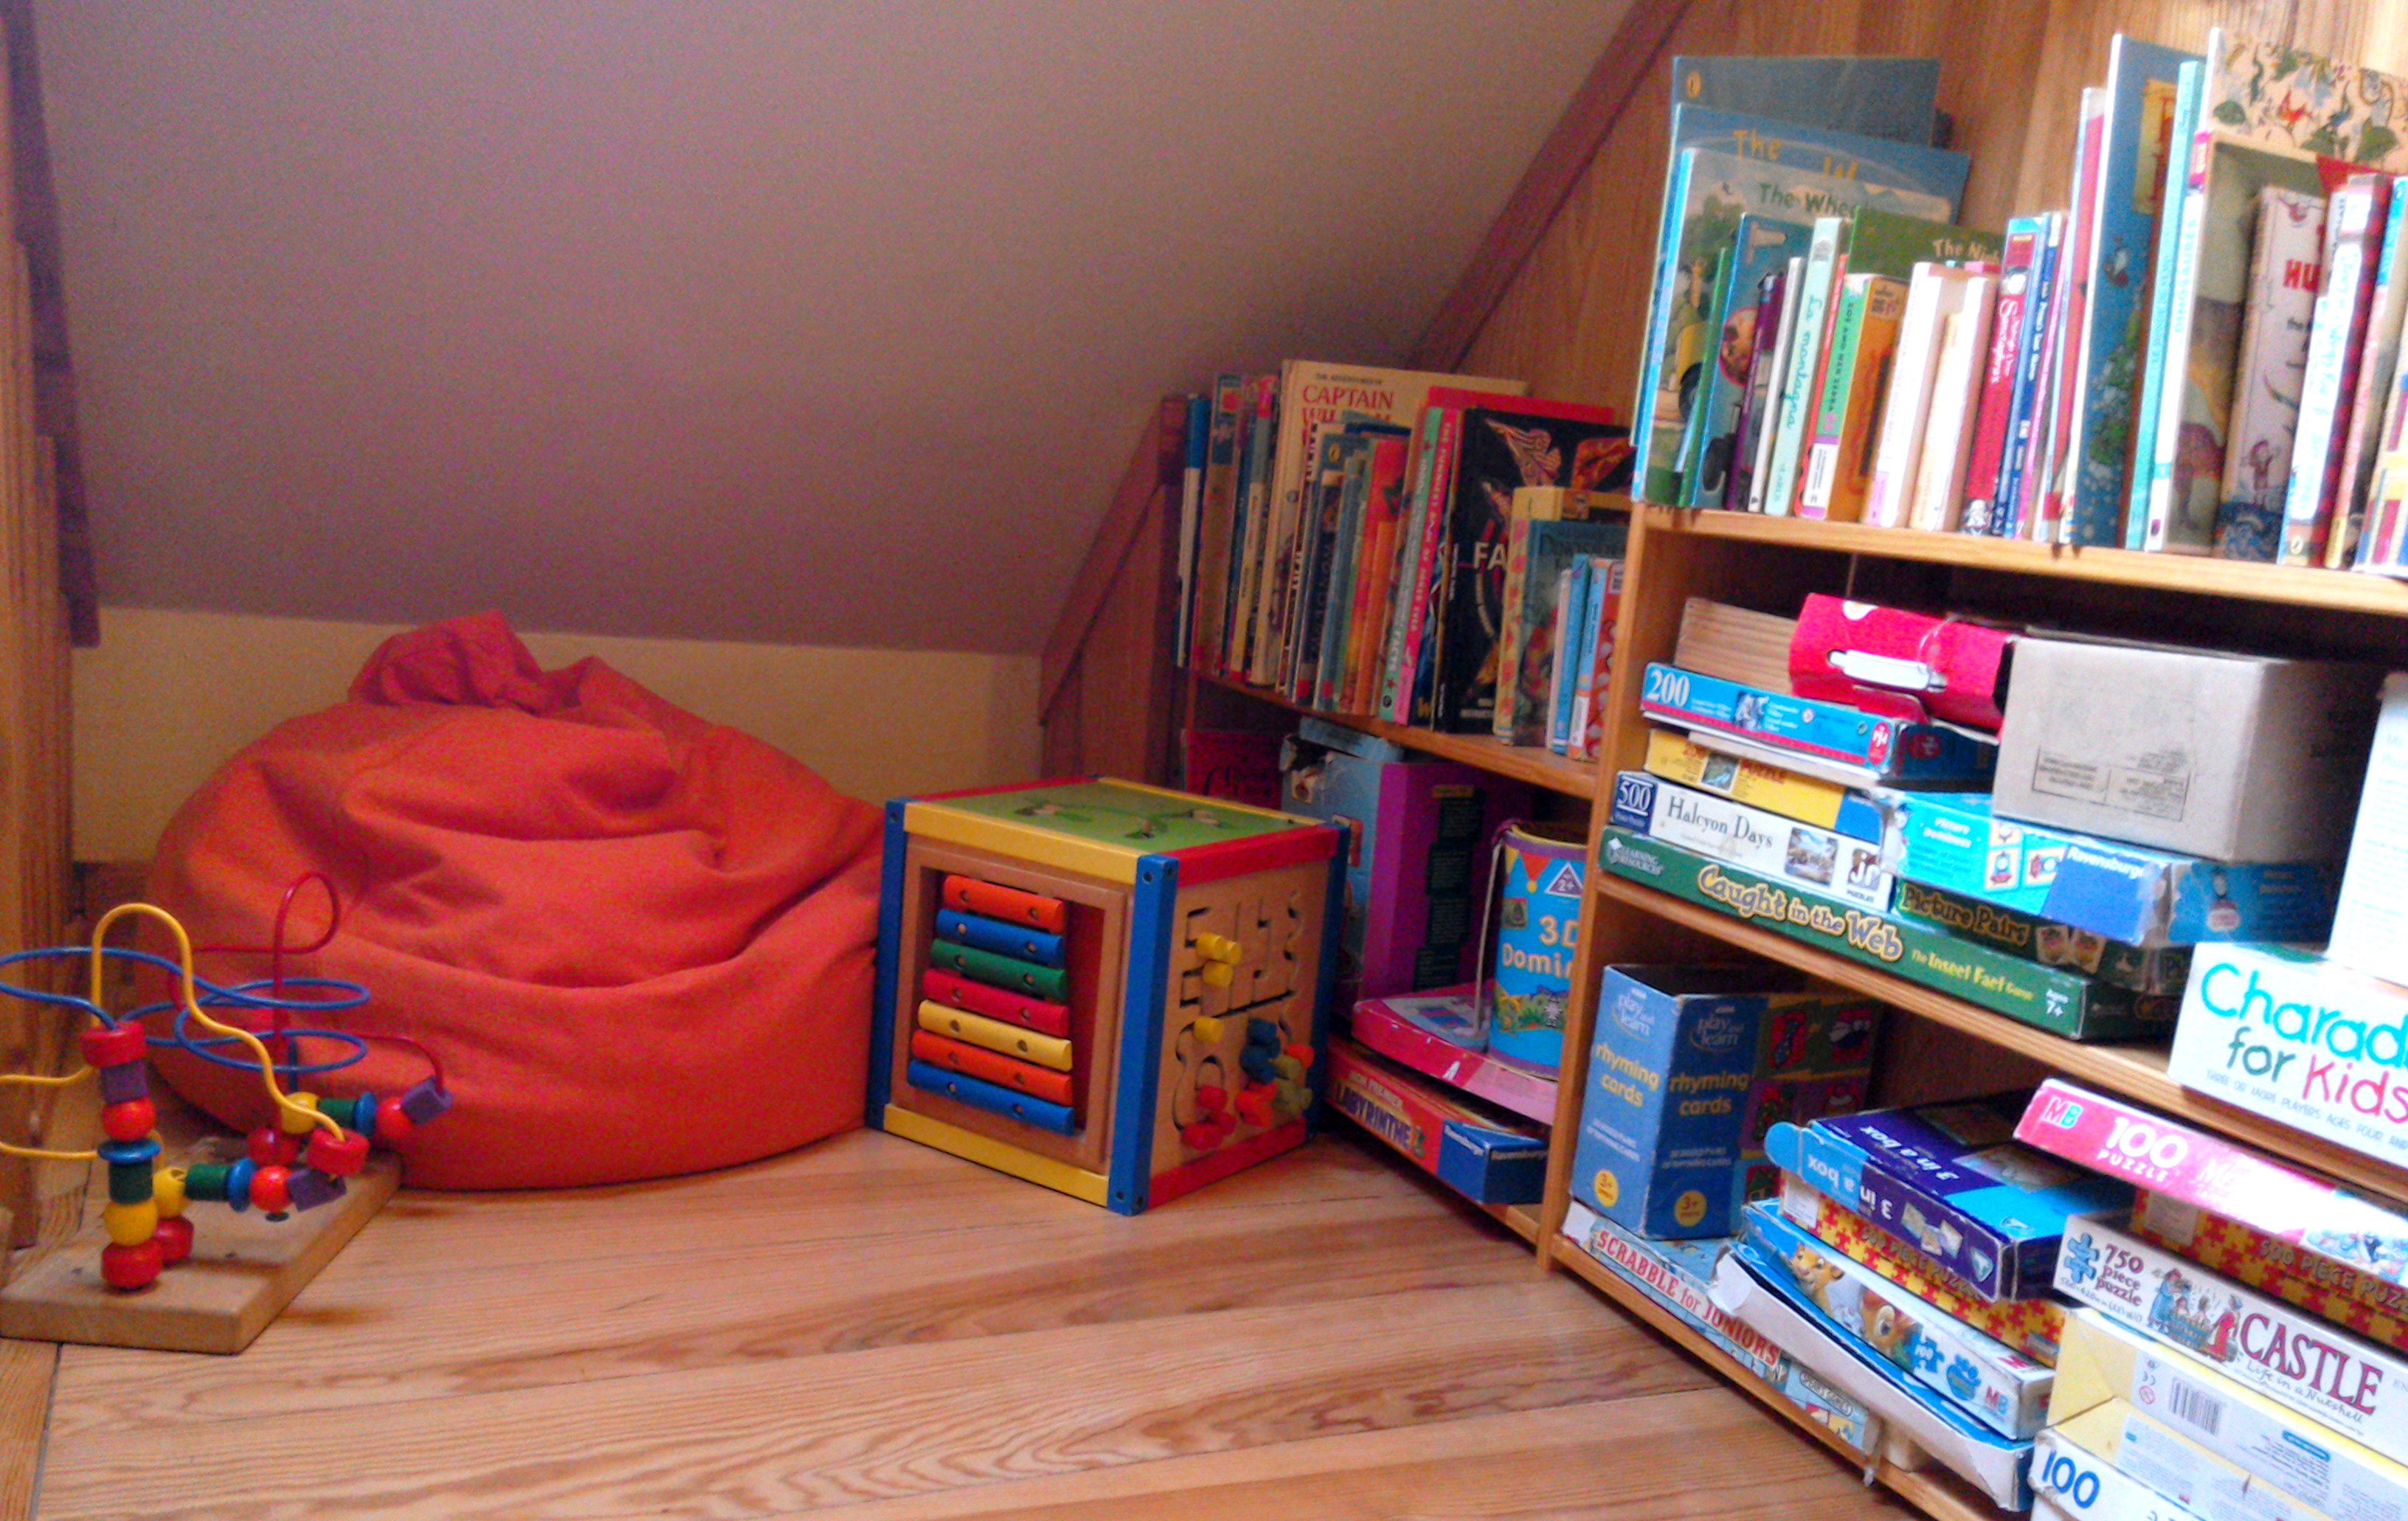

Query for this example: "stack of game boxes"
[2014,1081,2408,1521]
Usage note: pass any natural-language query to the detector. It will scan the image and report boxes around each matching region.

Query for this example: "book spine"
[2044,98,2109,540]
[1220,384,1264,672]
[1389,409,1466,724]
[1490,512,1540,740]
[2214,190,2326,562]
[1378,409,1446,720]
[1997,212,2066,537]
[1827,280,1908,524]
[1628,150,1700,500]
[1574,562,1625,761]
[1191,375,1245,674]
[2128,60,2206,550]
[2140,116,2216,552]
[1728,262,1796,513]
[1909,283,1999,532]
[2330,182,2408,567]
[1310,450,1368,710]
[1865,267,1946,527]
[1962,225,2041,534]
[1548,558,1591,753]
[1173,392,1208,669]
[2284,183,2384,564]
[1799,283,1870,518]
[1760,221,1843,516]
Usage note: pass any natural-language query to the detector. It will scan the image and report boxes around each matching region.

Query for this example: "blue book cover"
[1631,109,1972,500]
[1994,212,2066,536]
[1549,557,1594,753]
[1670,56,1941,147]
[1682,215,1813,507]
[2125,60,2207,548]
[1174,392,1211,667]
[2066,37,2198,547]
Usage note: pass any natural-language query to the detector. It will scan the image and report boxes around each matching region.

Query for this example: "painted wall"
[73,608,1038,862]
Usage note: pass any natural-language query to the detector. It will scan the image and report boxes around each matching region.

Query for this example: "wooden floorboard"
[24,1130,1908,1520]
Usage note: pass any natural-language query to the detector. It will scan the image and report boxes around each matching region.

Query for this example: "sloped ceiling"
[39,1,1628,654]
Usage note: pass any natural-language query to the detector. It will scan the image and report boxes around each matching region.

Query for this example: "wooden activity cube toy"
[870,777,1341,1213]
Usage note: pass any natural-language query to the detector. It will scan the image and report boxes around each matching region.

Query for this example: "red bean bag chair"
[144,612,882,1188]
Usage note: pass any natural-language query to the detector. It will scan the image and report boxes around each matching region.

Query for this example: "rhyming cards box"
[1573,965,1880,1238]
[2168,943,2408,1172]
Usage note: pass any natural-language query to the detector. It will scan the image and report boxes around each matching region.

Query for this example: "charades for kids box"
[1571,965,1881,1238]
[2167,943,2408,1171]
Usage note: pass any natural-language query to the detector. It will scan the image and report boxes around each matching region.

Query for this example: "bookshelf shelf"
[1637,504,2408,617]
[1194,671,1599,799]
[1548,1236,2002,1521]
[1593,871,2408,1208]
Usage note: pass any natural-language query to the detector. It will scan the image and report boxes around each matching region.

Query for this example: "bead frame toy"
[871,777,1342,1213]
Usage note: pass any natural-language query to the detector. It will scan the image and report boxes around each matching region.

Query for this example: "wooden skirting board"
[0,1151,398,1354]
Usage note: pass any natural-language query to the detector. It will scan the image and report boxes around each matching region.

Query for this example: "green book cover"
[1841,207,2003,278]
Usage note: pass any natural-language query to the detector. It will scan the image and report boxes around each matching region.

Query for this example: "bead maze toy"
[871,777,1341,1212]
[0,877,451,1352]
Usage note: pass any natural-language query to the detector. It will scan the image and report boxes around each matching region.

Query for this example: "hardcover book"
[2280,175,2390,564]
[2212,184,2326,560]
[1866,263,1985,527]
[1962,218,2042,535]
[1669,55,1941,146]
[1907,279,1999,531]
[2331,184,2408,567]
[1492,493,1627,745]
[1190,373,1248,672]
[1684,215,1810,507]
[1728,257,1799,512]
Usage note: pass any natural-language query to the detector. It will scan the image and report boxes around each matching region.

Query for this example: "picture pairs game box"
[1572,964,1879,1238]
[1990,636,2382,863]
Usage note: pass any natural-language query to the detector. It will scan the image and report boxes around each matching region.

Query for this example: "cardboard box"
[1893,791,2336,947]
[2016,1079,2408,1345]
[1612,770,1896,913]
[2031,1427,2210,1521]
[2169,943,2408,1174]
[1992,636,2382,862]
[1708,1249,2035,1508]
[1743,1201,2052,1436]
[1560,1200,1881,1455]
[1788,595,2016,732]
[1780,1173,2066,1364]
[2053,1212,2408,1452]
[1890,880,2191,995]
[2329,672,2408,988]
[2047,1398,2314,1521]
[1573,965,1879,1238]
[1599,828,2177,1042]
[1281,721,1532,1001]
[1642,725,1891,844]
[2054,1309,2408,1521]
[1349,989,1557,1125]
[1640,662,1999,786]
[1769,1095,2131,1300]
[1323,1039,1546,1205]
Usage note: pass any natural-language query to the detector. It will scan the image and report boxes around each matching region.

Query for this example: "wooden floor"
[7,1129,1905,1520]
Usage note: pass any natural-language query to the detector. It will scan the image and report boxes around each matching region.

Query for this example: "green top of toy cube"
[915,778,1312,868]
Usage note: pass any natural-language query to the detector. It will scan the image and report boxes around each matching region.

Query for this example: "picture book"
[1843,207,2004,281]
[1670,55,1941,147]
[2212,184,2326,560]
[1546,560,1585,752]
[1728,257,1798,511]
[1995,211,2066,536]
[1334,432,1411,714]
[1569,561,1625,760]
[1426,399,1630,732]
[1379,386,1525,724]
[2282,176,2390,564]
[2145,136,2339,553]
[1301,431,1383,708]
[1631,117,1965,502]
[1191,373,1247,673]
[2331,183,2408,567]
[1173,391,1208,668]
[1225,375,1277,671]
[1257,362,1521,689]
[1867,263,1983,527]
[2125,60,2208,550]
[1497,518,1627,746]
[1908,280,1999,531]
[2066,36,2195,547]
[1287,433,1369,707]
[1757,215,1846,516]
[2031,91,2109,540]
[1492,488,1622,741]
[1962,219,2043,535]
[1684,215,1809,508]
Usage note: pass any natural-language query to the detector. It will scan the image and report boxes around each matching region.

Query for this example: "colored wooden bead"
[1182,1120,1224,1151]
[151,1215,195,1267]
[1247,1019,1282,1047]
[288,1168,346,1211]
[223,1158,257,1212]
[102,1199,159,1247]
[1196,1084,1228,1114]
[1234,1086,1276,1128]
[248,1126,302,1168]
[1284,1043,1315,1069]
[1273,1079,1309,1118]
[100,1098,156,1143]
[398,1077,452,1125]
[107,1162,154,1205]
[304,1127,370,1177]
[183,1163,232,1202]
[1200,962,1233,988]
[1273,1055,1304,1084]
[96,1136,160,1168]
[373,1095,415,1143]
[1190,1016,1224,1044]
[151,1168,188,1219]
[78,1023,147,1070]
[97,1060,150,1104]
[1239,1046,1278,1084]
[249,1165,291,1214]
[278,1092,322,1135]
[100,1238,162,1292]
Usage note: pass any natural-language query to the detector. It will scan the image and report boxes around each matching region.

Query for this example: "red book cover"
[1960,222,2038,533]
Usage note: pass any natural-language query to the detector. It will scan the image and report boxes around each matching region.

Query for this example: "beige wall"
[72,608,1039,862]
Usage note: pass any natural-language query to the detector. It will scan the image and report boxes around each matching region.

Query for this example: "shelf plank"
[1492,1204,1539,1244]
[1636,505,2408,617]
[1194,673,1598,799]
[1549,1237,2001,1521]
[1594,873,2408,1208]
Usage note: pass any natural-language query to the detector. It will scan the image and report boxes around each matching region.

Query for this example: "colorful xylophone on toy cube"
[871,777,1341,1213]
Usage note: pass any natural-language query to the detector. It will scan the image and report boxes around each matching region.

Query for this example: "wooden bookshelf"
[1193,671,1599,799]
[1548,1237,1999,1521]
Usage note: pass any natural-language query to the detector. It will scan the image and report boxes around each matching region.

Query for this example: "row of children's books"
[1635,32,2408,575]
[1171,365,1633,738]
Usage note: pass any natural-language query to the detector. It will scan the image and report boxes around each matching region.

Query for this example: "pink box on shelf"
[1349,988,1557,1125]
[1787,594,2016,732]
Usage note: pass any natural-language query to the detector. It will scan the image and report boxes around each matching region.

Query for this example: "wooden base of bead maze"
[0,1152,398,1354]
